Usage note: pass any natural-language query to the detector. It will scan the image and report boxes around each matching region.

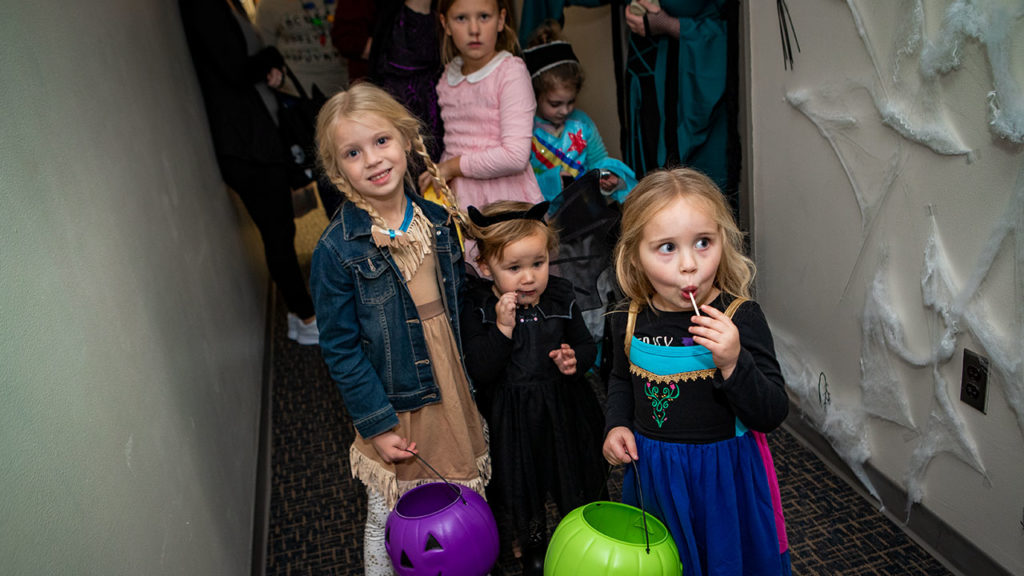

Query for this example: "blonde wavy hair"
[315,82,459,227]
[614,168,755,309]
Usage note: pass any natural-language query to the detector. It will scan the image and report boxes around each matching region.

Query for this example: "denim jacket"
[310,193,467,439]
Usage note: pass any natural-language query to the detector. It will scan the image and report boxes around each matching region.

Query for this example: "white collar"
[446,51,513,86]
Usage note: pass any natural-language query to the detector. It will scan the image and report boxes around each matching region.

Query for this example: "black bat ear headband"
[467,202,550,228]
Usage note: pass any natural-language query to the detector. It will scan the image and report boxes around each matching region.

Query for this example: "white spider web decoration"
[859,261,922,431]
[779,0,1024,511]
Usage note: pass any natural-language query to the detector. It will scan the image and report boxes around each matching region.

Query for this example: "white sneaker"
[287,313,299,341]
[287,313,320,345]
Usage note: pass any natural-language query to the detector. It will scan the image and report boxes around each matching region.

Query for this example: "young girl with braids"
[310,82,489,575]
[603,168,791,576]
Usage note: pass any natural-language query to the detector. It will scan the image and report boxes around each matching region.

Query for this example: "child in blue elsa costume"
[522,25,637,212]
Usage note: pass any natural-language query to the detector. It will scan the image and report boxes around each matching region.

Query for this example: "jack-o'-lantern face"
[384,483,500,576]
[386,528,446,571]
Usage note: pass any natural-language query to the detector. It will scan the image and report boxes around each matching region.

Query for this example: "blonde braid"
[412,135,465,224]
[331,175,386,228]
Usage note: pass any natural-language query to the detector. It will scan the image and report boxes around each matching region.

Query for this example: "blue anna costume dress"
[606,296,792,576]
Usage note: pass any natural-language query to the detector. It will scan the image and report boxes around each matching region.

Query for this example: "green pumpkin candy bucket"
[544,501,681,575]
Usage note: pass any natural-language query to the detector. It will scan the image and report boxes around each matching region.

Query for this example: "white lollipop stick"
[689,292,701,316]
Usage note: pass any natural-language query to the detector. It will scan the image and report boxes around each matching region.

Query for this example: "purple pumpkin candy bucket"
[385,481,499,576]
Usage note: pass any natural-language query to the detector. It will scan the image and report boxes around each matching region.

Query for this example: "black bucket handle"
[624,451,652,554]
[402,448,467,505]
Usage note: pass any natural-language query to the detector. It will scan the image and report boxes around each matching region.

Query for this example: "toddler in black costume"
[460,201,605,575]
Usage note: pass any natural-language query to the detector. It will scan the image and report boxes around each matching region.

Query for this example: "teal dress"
[531,109,637,211]
[623,0,730,189]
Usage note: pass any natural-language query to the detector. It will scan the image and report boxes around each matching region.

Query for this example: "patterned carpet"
[265,203,955,575]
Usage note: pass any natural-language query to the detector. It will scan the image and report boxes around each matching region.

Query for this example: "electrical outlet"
[960,349,989,413]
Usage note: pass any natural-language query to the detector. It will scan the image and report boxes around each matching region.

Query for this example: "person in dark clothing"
[461,200,605,576]
[331,0,445,161]
[179,0,319,344]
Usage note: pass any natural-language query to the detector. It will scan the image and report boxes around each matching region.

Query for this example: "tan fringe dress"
[350,203,490,509]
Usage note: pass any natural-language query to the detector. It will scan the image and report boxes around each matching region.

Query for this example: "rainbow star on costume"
[568,129,587,153]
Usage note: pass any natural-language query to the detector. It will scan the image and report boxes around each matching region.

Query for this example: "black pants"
[316,174,343,221]
[218,156,316,319]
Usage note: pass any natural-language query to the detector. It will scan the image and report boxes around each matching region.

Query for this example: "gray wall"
[747,1,1024,573]
[1,0,269,574]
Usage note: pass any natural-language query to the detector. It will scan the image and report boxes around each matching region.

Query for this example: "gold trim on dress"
[624,297,749,385]
[628,364,717,384]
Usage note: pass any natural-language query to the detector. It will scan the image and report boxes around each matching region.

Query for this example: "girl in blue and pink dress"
[603,167,791,576]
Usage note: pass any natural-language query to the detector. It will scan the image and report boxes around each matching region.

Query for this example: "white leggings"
[364,487,396,576]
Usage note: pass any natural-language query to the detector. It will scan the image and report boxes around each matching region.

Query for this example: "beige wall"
[559,5,622,159]
[0,1,269,573]
[746,1,1024,574]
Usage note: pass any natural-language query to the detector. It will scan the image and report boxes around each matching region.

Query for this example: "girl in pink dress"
[419,0,543,220]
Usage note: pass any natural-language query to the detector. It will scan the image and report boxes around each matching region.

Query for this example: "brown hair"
[315,82,459,226]
[532,62,584,101]
[526,18,561,47]
[614,168,754,309]
[468,201,559,266]
[438,0,519,65]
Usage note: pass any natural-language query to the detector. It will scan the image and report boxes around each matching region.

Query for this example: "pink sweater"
[437,52,544,211]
